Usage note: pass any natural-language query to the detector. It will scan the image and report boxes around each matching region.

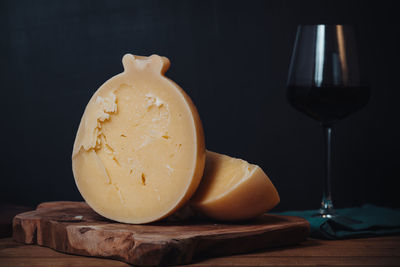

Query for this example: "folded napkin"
[274,204,400,239]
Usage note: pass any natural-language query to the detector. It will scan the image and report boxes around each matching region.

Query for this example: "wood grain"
[2,236,400,266]
[12,201,309,266]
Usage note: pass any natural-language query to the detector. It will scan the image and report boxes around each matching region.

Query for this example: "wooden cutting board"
[13,201,309,266]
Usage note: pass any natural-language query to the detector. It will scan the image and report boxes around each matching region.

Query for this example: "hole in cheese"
[141,173,146,186]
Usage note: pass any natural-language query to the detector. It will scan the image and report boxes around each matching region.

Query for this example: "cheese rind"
[190,151,280,221]
[72,54,205,224]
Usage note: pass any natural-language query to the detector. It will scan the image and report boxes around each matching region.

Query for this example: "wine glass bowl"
[287,25,369,126]
[286,25,369,218]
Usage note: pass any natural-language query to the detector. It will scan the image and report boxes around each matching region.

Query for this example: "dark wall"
[1,0,399,211]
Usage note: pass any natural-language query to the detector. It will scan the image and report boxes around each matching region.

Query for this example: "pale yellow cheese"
[190,151,280,221]
[72,54,205,224]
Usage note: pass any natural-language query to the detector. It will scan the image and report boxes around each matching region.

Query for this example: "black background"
[1,0,399,211]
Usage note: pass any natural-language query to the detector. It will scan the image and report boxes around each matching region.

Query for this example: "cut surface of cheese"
[190,151,280,221]
[72,54,205,224]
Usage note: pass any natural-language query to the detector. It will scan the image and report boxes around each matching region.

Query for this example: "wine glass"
[286,25,369,219]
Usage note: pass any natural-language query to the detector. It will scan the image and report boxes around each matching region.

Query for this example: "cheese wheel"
[72,54,205,224]
[190,151,280,221]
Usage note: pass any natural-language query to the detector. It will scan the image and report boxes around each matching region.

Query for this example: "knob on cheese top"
[190,151,280,221]
[72,54,205,224]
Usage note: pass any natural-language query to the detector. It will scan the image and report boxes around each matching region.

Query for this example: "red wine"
[287,85,370,124]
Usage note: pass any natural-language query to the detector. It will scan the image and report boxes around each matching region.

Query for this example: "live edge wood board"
[13,201,309,266]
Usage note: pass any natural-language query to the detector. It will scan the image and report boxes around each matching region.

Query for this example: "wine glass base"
[312,211,362,225]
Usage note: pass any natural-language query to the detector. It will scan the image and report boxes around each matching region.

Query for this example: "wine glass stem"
[321,125,335,215]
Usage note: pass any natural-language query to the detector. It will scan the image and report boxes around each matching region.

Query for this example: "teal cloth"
[274,204,400,239]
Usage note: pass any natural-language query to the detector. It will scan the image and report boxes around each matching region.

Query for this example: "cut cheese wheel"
[190,151,279,221]
[72,54,205,224]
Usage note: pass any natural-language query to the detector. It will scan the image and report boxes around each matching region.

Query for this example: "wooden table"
[1,236,399,266]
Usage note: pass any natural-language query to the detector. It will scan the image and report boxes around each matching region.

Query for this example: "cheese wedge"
[72,54,205,224]
[190,151,279,221]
